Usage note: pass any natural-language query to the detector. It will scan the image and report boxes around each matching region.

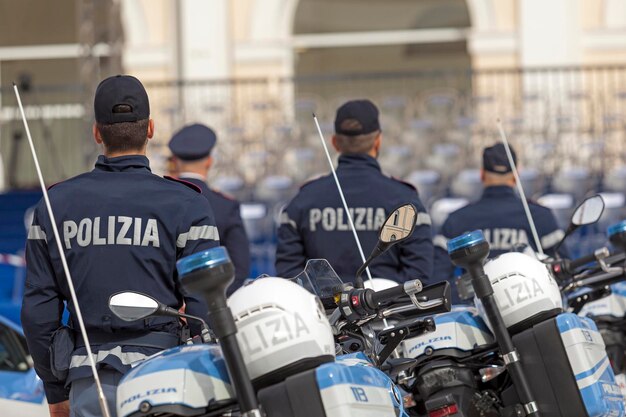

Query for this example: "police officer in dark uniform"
[21,75,219,417]
[433,143,568,302]
[168,124,251,294]
[276,99,434,283]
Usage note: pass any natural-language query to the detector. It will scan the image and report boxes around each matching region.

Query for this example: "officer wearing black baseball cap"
[433,142,568,302]
[22,75,219,417]
[276,99,434,284]
[168,124,250,294]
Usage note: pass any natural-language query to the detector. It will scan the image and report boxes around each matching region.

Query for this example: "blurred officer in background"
[276,99,433,284]
[169,124,250,294]
[21,75,219,417]
[433,143,567,302]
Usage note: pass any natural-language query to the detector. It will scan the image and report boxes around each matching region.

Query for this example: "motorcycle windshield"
[289,259,344,299]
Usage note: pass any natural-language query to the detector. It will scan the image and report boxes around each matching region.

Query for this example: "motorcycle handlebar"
[575,268,625,289]
[371,282,415,306]
[553,248,620,280]
[569,252,598,271]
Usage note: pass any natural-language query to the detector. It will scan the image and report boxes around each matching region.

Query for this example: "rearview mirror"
[109,292,160,322]
[553,194,605,258]
[571,195,605,226]
[379,204,417,244]
[355,203,418,288]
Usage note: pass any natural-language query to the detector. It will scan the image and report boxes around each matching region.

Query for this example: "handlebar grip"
[371,282,411,306]
[569,252,598,271]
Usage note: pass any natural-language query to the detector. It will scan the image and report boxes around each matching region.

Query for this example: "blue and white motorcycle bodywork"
[402,306,494,359]
[402,304,625,416]
[116,345,407,417]
[576,282,626,398]
[401,306,499,416]
[115,257,411,417]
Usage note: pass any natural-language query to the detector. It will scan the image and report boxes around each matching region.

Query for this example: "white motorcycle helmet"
[228,277,336,387]
[476,252,563,332]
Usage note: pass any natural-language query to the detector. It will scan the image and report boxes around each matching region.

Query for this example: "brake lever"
[380,297,445,318]
[404,280,424,308]
[565,266,624,291]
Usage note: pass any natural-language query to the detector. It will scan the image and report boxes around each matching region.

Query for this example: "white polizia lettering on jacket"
[309,207,430,232]
[61,216,161,249]
[482,228,529,251]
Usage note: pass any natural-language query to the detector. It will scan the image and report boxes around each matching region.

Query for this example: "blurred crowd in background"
[3,0,626,319]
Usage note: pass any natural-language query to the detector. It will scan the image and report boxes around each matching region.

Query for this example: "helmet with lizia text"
[228,277,336,387]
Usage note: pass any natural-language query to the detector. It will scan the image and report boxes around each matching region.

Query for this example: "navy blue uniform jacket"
[275,154,434,284]
[21,155,219,403]
[179,175,250,293]
[434,186,568,301]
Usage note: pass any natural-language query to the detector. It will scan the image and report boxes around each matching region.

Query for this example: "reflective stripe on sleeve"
[177,225,220,248]
[279,212,297,229]
[433,234,448,250]
[541,229,565,249]
[416,212,432,226]
[27,225,47,240]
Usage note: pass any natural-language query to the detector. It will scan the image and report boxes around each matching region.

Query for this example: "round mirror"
[379,204,418,244]
[571,195,605,226]
[108,292,159,322]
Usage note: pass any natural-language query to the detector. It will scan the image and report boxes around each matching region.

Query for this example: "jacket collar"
[94,155,151,173]
[482,185,517,198]
[337,153,381,172]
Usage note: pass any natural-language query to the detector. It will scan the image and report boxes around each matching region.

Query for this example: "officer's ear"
[147,119,155,140]
[206,156,213,170]
[373,132,382,153]
[93,123,103,145]
[331,135,340,152]
[480,169,486,182]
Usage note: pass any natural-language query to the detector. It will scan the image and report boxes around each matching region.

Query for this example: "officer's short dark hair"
[334,119,379,154]
[96,104,149,152]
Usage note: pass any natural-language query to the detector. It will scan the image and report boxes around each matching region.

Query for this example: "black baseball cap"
[94,75,150,124]
[168,124,217,161]
[334,99,381,136]
[483,143,517,174]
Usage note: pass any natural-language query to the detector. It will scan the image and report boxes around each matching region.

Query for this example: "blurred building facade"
[122,0,626,80]
[2,0,626,188]
[2,0,626,276]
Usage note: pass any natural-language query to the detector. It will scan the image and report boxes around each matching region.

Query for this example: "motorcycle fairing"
[402,306,493,358]
[116,344,233,417]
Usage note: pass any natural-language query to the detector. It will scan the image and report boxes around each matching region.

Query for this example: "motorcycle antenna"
[496,118,544,256]
[313,113,374,285]
[13,83,112,417]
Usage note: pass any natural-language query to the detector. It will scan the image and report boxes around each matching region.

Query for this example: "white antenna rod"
[313,114,374,284]
[496,119,544,256]
[14,84,111,417]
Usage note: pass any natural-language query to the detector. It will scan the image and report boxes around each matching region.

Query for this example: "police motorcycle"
[550,216,626,397]
[398,195,625,417]
[107,204,450,417]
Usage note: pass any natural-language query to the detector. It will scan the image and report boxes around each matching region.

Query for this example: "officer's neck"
[482,171,515,188]
[104,148,147,159]
[340,148,379,159]
[179,171,207,181]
